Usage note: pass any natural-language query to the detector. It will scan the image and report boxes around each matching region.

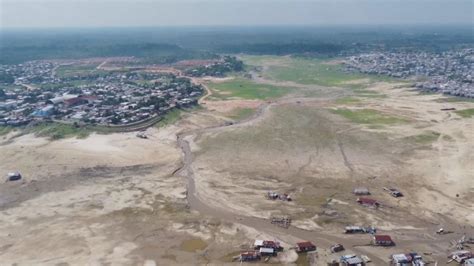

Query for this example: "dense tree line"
[1,26,472,65]
[0,42,217,65]
[217,43,344,56]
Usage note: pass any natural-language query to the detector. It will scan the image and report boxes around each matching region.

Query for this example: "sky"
[0,0,472,28]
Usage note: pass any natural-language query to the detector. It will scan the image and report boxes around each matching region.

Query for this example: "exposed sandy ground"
[189,82,474,264]
[0,124,250,265]
[202,99,263,113]
[1,60,473,265]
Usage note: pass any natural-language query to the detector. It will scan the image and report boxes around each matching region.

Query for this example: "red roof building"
[239,251,261,262]
[296,241,316,253]
[373,235,395,246]
[357,197,380,208]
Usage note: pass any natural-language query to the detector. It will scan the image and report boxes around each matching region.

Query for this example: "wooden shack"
[296,241,316,253]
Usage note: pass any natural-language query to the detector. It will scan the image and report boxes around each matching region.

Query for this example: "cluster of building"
[0,61,203,127]
[0,61,58,85]
[390,253,426,266]
[344,49,474,97]
[234,239,285,262]
[184,56,244,77]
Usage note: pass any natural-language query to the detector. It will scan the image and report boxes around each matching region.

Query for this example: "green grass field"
[405,131,441,144]
[242,56,392,88]
[226,107,256,120]
[434,96,474,103]
[0,126,15,136]
[352,88,387,98]
[330,108,407,125]
[335,97,361,105]
[56,64,108,78]
[28,123,92,140]
[155,109,183,128]
[207,78,290,100]
[455,108,474,118]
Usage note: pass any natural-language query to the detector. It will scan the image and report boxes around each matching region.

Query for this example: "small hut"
[296,241,317,253]
[353,187,370,195]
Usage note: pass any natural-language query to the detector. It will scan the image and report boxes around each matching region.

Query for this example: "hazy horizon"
[1,0,472,29]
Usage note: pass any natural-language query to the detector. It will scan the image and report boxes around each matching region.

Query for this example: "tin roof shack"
[344,226,376,234]
[391,253,425,266]
[465,258,474,265]
[254,240,283,252]
[32,105,55,118]
[296,241,316,253]
[7,172,22,181]
[353,187,370,195]
[450,251,473,264]
[259,247,277,257]
[235,251,261,262]
[340,254,365,266]
[356,197,380,208]
[372,235,395,246]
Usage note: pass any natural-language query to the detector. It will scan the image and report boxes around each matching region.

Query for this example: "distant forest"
[0,25,472,64]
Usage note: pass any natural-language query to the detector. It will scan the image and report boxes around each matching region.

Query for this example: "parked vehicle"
[6,172,22,181]
[330,243,345,253]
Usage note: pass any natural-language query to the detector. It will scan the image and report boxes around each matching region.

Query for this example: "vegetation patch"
[442,135,454,142]
[434,97,474,103]
[245,56,390,87]
[207,78,290,100]
[56,64,108,79]
[455,108,474,118]
[227,107,256,120]
[295,194,329,207]
[330,108,407,125]
[405,131,441,144]
[197,106,340,156]
[353,88,387,98]
[180,238,208,253]
[28,123,92,140]
[0,126,15,136]
[335,97,361,105]
[155,109,183,128]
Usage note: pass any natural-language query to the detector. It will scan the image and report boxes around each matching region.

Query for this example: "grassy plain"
[330,108,407,125]
[455,108,474,118]
[155,109,183,128]
[352,88,387,98]
[207,78,290,100]
[242,55,392,88]
[404,131,441,144]
[56,64,108,78]
[28,123,92,140]
[335,97,361,105]
[0,126,15,136]
[435,96,474,103]
[226,107,256,120]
